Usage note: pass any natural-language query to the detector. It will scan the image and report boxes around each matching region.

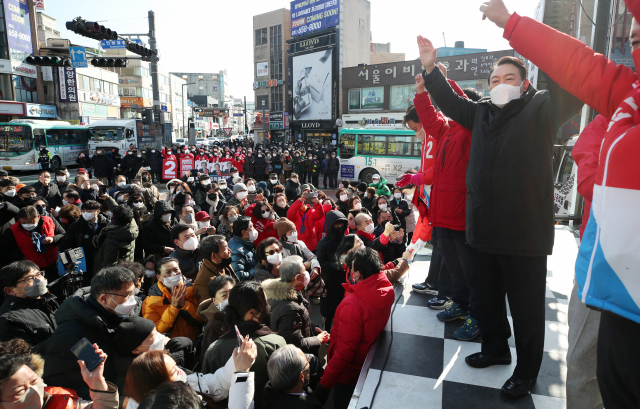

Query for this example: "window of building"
[348,87,384,110]
[348,89,361,110]
[103,82,111,95]
[359,19,364,28]
[13,76,37,103]
[390,85,416,110]
[93,78,103,93]
[0,7,10,60]
[112,83,118,96]
[270,86,283,111]
[0,74,12,100]
[160,93,168,103]
[255,28,267,46]
[135,66,150,78]
[82,75,91,91]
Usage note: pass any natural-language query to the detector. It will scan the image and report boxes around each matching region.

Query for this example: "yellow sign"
[68,120,80,125]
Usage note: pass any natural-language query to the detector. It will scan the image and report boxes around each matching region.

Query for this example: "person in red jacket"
[178,147,194,177]
[286,193,325,252]
[244,201,278,245]
[232,152,245,176]
[313,247,398,409]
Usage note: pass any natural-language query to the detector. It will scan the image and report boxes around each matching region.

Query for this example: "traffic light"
[90,58,127,67]
[126,41,156,59]
[25,55,72,67]
[141,108,154,126]
[65,18,118,41]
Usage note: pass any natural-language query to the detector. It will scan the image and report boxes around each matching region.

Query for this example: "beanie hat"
[112,316,156,354]
[257,181,267,191]
[199,174,211,181]
[232,183,247,195]
[357,182,368,192]
[300,184,311,192]
[274,218,296,238]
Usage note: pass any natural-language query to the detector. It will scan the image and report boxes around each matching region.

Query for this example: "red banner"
[180,158,194,177]
[162,158,178,180]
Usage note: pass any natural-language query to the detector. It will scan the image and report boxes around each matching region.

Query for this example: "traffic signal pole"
[147,10,163,144]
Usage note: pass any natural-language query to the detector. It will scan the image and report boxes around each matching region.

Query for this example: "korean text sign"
[3,0,32,54]
[290,0,339,37]
[58,67,78,103]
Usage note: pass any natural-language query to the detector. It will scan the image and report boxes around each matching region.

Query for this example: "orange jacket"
[142,281,203,340]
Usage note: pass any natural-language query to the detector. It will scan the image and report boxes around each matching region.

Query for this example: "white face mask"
[198,221,210,229]
[228,215,238,223]
[406,193,414,201]
[21,223,37,230]
[202,179,211,186]
[267,252,282,265]
[247,184,256,192]
[394,193,402,199]
[141,332,165,351]
[109,294,137,317]
[232,173,239,178]
[299,271,310,287]
[490,81,524,108]
[5,189,16,197]
[236,191,248,200]
[218,298,229,309]
[133,202,144,209]
[104,211,112,218]
[270,178,277,183]
[1,380,45,409]
[145,269,156,278]
[180,236,198,251]
[378,203,387,210]
[248,229,259,242]
[277,200,286,207]
[118,182,126,187]
[287,232,298,243]
[340,194,348,202]
[353,202,362,210]
[82,212,96,221]
[364,223,375,234]
[219,185,227,190]
[162,274,183,289]
[161,213,172,223]
[262,211,271,219]
[56,176,66,183]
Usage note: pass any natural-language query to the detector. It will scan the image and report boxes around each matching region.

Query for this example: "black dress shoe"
[465,351,512,368]
[501,376,537,399]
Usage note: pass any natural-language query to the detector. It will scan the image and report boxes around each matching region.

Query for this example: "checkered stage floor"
[348,226,578,409]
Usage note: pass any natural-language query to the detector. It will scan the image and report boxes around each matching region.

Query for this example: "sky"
[44,0,542,101]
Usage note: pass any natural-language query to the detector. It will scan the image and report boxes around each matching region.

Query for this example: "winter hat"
[199,174,211,181]
[257,181,267,191]
[195,211,211,222]
[112,316,156,354]
[0,170,7,177]
[300,184,311,193]
[232,183,247,195]
[274,218,296,238]
[357,182,368,192]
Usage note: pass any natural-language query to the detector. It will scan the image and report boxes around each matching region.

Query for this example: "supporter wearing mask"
[0,338,118,409]
[168,224,204,280]
[335,188,350,216]
[266,174,279,193]
[287,185,324,252]
[247,200,278,245]
[272,193,289,219]
[369,173,391,197]
[372,196,399,228]
[347,210,360,234]
[195,174,212,205]
[58,200,108,281]
[293,150,306,184]
[32,170,62,209]
[361,186,377,212]
[93,204,138,272]
[13,187,37,209]
[43,267,136,398]
[0,261,57,354]
[285,173,301,202]
[137,171,159,207]
[193,235,234,304]
[62,190,82,208]
[325,151,340,189]
[349,196,363,211]
[3,206,64,299]
[355,213,393,253]
[109,175,128,198]
[75,152,92,177]
[0,179,17,200]
[218,180,232,202]
[228,216,258,281]
[197,275,237,356]
[227,183,248,214]
[254,237,283,282]
[146,147,163,184]
[254,150,267,182]
[373,209,405,264]
[216,205,237,242]
[195,211,213,232]
[262,256,329,356]
[142,257,202,341]
[202,280,285,409]
[140,200,177,257]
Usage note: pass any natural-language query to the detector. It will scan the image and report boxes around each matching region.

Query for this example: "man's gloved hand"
[396,173,423,188]
[313,382,331,405]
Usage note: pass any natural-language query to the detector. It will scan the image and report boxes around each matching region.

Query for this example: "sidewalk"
[349,225,578,409]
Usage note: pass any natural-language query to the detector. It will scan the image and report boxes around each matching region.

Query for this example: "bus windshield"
[0,125,31,154]
[90,128,124,141]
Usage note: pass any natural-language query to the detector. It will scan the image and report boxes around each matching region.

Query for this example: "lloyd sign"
[290,33,336,54]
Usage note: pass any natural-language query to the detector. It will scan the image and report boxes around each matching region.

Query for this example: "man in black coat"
[147,147,163,183]
[254,151,267,182]
[325,152,340,189]
[91,148,112,186]
[31,170,63,209]
[140,200,177,258]
[0,197,19,234]
[0,261,58,355]
[420,39,583,397]
[43,267,137,399]
[58,200,109,282]
[53,167,70,195]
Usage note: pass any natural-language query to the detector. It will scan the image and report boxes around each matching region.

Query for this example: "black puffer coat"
[91,150,112,178]
[0,293,58,355]
[315,211,347,319]
[140,200,176,257]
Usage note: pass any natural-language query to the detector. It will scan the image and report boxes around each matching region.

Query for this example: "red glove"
[396,173,424,187]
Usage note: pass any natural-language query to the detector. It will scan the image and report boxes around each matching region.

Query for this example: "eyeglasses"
[105,291,133,300]
[133,201,143,204]
[16,271,44,285]
[266,248,282,256]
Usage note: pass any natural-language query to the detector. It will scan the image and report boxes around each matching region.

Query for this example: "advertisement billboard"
[256,62,269,77]
[4,0,32,54]
[292,49,332,121]
[290,0,339,37]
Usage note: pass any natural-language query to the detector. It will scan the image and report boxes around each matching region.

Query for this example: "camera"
[59,248,85,299]
[382,220,401,231]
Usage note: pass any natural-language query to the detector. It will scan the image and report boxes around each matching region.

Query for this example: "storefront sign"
[58,67,78,103]
[41,66,53,81]
[253,79,284,89]
[120,97,152,108]
[12,61,36,78]
[256,62,268,77]
[0,101,24,115]
[284,112,290,129]
[4,0,32,54]
[107,106,119,118]
[290,120,333,130]
[290,33,336,54]
[35,0,45,10]
[290,0,339,37]
[26,103,56,118]
[81,103,108,117]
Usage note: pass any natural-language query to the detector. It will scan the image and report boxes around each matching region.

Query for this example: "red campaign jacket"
[571,114,607,240]
[286,199,325,251]
[320,272,395,389]
[9,216,58,268]
[232,155,245,173]
[244,203,278,244]
[414,80,472,231]
[162,151,176,161]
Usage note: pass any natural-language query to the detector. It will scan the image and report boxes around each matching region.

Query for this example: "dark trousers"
[477,253,547,379]
[425,244,443,287]
[597,312,640,409]
[300,172,307,183]
[436,227,481,320]
[323,172,330,188]
[311,174,319,188]
[333,382,356,409]
[328,172,338,188]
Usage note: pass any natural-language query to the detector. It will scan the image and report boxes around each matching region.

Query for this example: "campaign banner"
[162,157,178,180]
[290,0,339,37]
[4,0,32,54]
[180,157,194,177]
[57,67,78,103]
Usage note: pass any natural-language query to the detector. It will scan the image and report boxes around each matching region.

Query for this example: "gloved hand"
[313,382,331,405]
[396,172,423,187]
[411,238,427,254]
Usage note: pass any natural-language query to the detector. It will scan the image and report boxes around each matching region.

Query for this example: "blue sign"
[3,0,32,54]
[290,0,339,37]
[100,39,144,49]
[233,113,243,117]
[160,104,167,112]
[340,165,354,179]
[69,46,87,68]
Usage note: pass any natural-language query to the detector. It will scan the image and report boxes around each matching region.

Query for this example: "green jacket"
[93,219,139,271]
[293,156,306,174]
[202,320,285,408]
[369,176,391,197]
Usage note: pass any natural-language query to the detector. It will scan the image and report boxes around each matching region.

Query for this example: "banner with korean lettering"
[4,0,32,54]
[57,67,78,103]
[180,157,194,177]
[291,0,339,37]
[162,157,178,180]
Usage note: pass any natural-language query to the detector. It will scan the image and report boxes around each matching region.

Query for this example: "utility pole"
[148,10,163,144]
[261,100,267,149]
[244,96,247,135]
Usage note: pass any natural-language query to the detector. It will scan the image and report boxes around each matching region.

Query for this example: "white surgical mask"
[5,189,16,197]
[247,184,256,192]
[340,194,347,201]
[262,211,271,219]
[406,193,414,201]
[353,202,362,210]
[248,229,259,242]
[118,182,126,187]
[219,185,227,190]
[161,213,172,222]
[181,236,198,251]
[133,202,144,209]
[109,294,137,317]
[82,212,96,221]
[379,203,387,210]
[490,81,524,108]
[232,172,239,178]
[145,269,156,278]
[364,224,375,234]
[162,274,183,289]
[187,200,195,206]
[394,193,402,199]
[21,223,37,230]
[270,178,277,183]
[56,176,66,183]
[202,179,211,186]
[142,332,165,351]
[267,252,282,265]
[198,221,210,228]
[299,271,310,287]
[236,191,248,200]
[228,215,238,223]
[287,232,298,243]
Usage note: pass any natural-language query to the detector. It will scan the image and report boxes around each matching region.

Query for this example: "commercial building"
[253,8,291,143]
[370,42,405,64]
[437,41,487,57]
[35,12,60,49]
[171,70,228,135]
[169,74,187,140]
[341,50,514,128]
[287,0,371,145]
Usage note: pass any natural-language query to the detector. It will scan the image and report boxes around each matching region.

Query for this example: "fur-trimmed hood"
[261,278,298,302]
[32,353,44,376]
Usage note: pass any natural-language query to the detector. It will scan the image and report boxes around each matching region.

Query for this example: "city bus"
[337,127,422,184]
[0,120,90,171]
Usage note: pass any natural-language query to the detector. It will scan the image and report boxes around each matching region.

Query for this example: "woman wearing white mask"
[197,275,237,358]
[254,238,284,282]
[141,257,203,341]
[216,205,237,242]
[371,195,400,228]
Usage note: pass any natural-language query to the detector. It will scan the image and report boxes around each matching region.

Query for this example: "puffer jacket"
[262,279,322,355]
[142,281,203,340]
[0,293,58,355]
[499,6,640,321]
[320,271,395,389]
[244,154,256,176]
[413,82,470,231]
[286,199,324,251]
[285,179,301,202]
[229,236,257,281]
[58,213,110,277]
[245,203,278,245]
[368,177,391,197]
[91,150,112,178]
[93,219,139,271]
[315,211,347,319]
[140,200,176,257]
[147,150,163,173]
